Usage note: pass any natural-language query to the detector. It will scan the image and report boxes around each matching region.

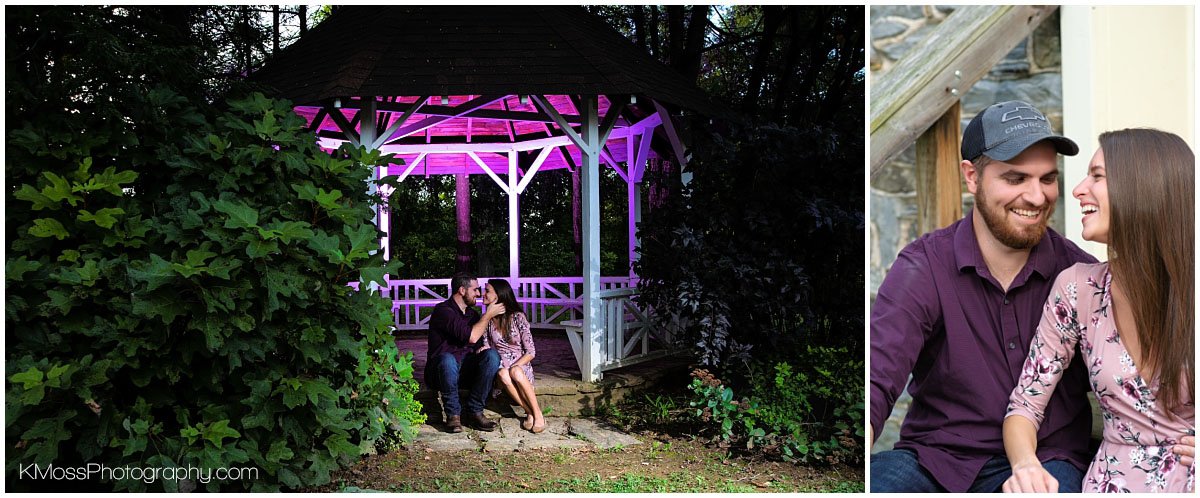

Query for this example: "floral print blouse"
[1007,263,1194,493]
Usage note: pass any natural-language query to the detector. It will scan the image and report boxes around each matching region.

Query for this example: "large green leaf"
[213,199,260,229]
[29,218,69,240]
[343,223,378,262]
[13,184,59,211]
[202,419,241,447]
[128,254,175,291]
[78,207,125,229]
[6,256,42,281]
[307,231,344,264]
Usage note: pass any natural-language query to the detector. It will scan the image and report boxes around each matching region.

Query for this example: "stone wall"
[869,6,1066,452]
[870,6,1067,297]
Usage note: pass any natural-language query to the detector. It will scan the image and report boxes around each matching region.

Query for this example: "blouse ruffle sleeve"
[516,312,535,358]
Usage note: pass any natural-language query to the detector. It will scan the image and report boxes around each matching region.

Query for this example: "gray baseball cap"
[960,100,1079,162]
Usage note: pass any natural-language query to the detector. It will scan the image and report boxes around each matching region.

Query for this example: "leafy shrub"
[688,363,862,465]
[6,10,422,488]
[635,124,862,372]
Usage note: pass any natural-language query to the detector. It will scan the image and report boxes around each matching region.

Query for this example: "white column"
[627,178,640,279]
[378,166,391,261]
[508,151,520,285]
[580,95,603,382]
[359,97,384,294]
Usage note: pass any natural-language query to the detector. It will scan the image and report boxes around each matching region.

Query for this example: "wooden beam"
[382,95,507,144]
[324,104,361,147]
[306,107,328,133]
[465,151,511,194]
[599,95,628,144]
[652,99,688,167]
[631,126,655,182]
[870,5,1057,173]
[599,146,629,182]
[916,102,964,233]
[396,152,427,182]
[532,95,586,151]
[515,146,555,193]
[371,95,428,149]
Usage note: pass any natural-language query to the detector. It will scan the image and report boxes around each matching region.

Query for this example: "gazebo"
[252,6,722,382]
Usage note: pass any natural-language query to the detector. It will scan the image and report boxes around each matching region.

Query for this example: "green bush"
[687,359,863,465]
[6,13,423,487]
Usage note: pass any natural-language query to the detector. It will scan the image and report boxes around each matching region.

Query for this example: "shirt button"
[1008,342,1017,350]
[1003,298,1010,305]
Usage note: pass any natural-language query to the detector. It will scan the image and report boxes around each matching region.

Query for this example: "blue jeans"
[426,350,500,417]
[871,449,1083,493]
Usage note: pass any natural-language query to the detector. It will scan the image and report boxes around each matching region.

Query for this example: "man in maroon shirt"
[870,101,1094,492]
[427,273,506,433]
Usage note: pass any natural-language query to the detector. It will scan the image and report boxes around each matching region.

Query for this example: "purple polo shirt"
[871,212,1096,492]
[427,297,483,364]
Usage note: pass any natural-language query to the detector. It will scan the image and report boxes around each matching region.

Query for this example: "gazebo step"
[413,353,691,419]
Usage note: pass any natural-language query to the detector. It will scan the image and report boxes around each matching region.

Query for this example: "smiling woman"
[1002,128,1195,493]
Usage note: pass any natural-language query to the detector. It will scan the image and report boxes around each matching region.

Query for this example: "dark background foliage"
[591,5,866,462]
[6,7,421,491]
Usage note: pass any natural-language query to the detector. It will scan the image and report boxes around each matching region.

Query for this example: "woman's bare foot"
[531,416,546,434]
[522,415,534,431]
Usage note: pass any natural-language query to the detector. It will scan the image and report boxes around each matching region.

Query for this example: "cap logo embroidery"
[1000,106,1046,123]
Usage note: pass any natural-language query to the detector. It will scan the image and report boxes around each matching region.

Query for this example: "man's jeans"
[426,349,500,418]
[871,449,1084,493]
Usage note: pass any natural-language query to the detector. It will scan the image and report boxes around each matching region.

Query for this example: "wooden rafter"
[371,95,428,149]
[532,94,587,152]
[515,146,555,193]
[381,94,507,145]
[652,99,688,167]
[324,103,361,147]
[870,5,1057,173]
[465,151,511,194]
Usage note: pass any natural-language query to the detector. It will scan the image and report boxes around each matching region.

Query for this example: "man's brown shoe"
[446,415,463,433]
[466,412,496,432]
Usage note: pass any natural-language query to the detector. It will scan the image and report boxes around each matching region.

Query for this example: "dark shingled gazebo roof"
[251,5,724,118]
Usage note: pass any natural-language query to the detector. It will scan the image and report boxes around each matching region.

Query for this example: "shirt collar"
[953,209,1058,281]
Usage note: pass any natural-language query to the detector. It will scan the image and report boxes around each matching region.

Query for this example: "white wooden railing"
[375,276,673,382]
[386,276,635,330]
[562,287,674,382]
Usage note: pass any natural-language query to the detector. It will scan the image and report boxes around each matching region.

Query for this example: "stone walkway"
[415,415,641,454]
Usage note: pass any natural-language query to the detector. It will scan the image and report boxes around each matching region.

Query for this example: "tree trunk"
[682,6,710,80]
[298,5,308,37]
[817,23,862,124]
[272,5,280,54]
[649,6,660,59]
[633,5,646,51]
[667,6,686,73]
[455,173,472,273]
[742,6,785,116]
[571,165,583,274]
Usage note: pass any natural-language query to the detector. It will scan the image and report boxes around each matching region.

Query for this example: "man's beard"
[975,184,1053,250]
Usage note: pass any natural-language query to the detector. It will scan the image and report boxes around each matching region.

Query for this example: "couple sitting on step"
[426,273,546,434]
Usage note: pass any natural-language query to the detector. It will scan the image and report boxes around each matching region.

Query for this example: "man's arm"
[430,303,501,346]
[870,244,941,447]
[468,304,505,344]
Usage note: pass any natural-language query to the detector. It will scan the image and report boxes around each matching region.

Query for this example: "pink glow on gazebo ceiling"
[298,94,655,174]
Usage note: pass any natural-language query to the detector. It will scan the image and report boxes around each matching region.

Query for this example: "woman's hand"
[1172,435,1194,467]
[1002,461,1058,493]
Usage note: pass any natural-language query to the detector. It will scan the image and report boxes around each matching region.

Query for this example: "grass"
[537,472,764,492]
[317,382,863,493]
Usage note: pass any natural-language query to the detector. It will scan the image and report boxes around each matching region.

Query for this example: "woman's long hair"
[486,279,524,343]
[1103,128,1194,412]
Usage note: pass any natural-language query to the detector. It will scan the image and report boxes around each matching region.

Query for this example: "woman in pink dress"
[1003,128,1195,493]
[481,278,545,433]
